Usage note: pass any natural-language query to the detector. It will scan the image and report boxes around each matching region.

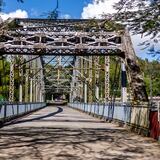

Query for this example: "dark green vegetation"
[0,56,24,101]
[138,58,160,97]
[1,56,159,102]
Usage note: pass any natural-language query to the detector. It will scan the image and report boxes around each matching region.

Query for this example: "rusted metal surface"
[0,19,122,56]
[122,30,148,102]
[0,18,148,102]
[149,111,160,140]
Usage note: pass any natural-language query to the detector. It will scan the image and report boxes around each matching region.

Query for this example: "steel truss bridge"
[0,18,148,103]
[1,18,159,158]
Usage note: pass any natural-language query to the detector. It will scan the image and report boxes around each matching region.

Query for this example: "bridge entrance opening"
[0,18,148,104]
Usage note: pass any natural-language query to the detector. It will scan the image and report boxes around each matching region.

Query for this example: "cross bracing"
[0,18,148,102]
[0,19,122,56]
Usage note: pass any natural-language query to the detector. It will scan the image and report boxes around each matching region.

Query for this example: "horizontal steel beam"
[0,18,124,56]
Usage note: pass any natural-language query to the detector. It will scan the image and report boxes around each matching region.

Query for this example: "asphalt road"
[0,106,159,160]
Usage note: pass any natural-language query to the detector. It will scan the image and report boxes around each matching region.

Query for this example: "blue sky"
[1,0,159,61]
[3,0,91,18]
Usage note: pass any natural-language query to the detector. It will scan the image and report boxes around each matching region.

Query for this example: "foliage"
[0,57,23,101]
[0,57,10,100]
[138,57,160,96]
[100,0,160,57]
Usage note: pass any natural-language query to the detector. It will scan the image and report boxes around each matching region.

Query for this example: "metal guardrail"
[69,102,132,124]
[0,102,46,122]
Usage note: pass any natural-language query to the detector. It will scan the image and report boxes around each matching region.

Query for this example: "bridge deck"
[0,106,159,160]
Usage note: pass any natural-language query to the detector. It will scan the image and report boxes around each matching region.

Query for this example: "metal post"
[33,59,36,102]
[88,56,93,103]
[95,57,100,101]
[30,78,33,102]
[105,56,110,102]
[19,55,24,102]
[80,57,84,102]
[84,83,87,103]
[96,86,99,100]
[84,57,88,103]
[9,55,15,102]
[121,62,127,103]
[4,103,7,120]
[25,62,29,102]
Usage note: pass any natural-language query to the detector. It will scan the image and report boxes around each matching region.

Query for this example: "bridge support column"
[30,78,33,102]
[105,56,110,102]
[19,55,24,102]
[88,56,93,103]
[33,59,37,102]
[80,57,84,102]
[84,83,87,103]
[95,57,100,102]
[121,62,127,103]
[25,62,29,102]
[19,84,23,102]
[9,55,15,102]
[123,29,148,101]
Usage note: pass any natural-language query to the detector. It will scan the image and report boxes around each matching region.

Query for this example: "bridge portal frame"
[0,18,148,102]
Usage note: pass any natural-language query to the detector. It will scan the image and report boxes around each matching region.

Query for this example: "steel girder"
[0,18,148,102]
[0,19,122,56]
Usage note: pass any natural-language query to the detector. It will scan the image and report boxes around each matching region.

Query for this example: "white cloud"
[81,0,158,60]
[81,0,150,19]
[0,9,28,21]
[60,14,71,19]
[81,0,117,19]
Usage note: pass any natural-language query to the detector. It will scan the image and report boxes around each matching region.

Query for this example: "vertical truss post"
[40,58,45,102]
[35,58,40,102]
[9,55,15,102]
[36,80,38,102]
[57,56,62,81]
[121,61,127,103]
[33,58,37,102]
[95,56,100,101]
[84,83,87,103]
[80,57,85,102]
[88,56,93,103]
[105,56,110,102]
[19,55,24,102]
[30,56,33,102]
[78,57,82,102]
[71,57,78,102]
[25,57,29,102]
[36,59,39,102]
[37,57,44,102]
[83,57,89,103]
[70,81,73,103]
[30,78,33,102]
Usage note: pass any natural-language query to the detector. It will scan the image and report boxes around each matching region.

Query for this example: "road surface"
[0,106,159,160]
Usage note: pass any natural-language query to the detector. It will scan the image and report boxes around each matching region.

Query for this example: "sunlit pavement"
[0,106,159,160]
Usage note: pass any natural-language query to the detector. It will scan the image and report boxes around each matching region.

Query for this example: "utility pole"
[48,0,59,19]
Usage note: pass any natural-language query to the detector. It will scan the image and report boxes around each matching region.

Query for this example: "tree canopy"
[100,0,160,57]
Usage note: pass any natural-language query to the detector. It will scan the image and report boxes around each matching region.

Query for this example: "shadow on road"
[5,107,63,126]
[0,127,159,160]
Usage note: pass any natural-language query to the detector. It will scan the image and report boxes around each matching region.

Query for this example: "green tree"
[99,0,160,57]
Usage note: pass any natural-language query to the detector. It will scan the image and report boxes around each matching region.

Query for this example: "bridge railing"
[0,102,46,124]
[69,102,132,124]
[69,102,151,135]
